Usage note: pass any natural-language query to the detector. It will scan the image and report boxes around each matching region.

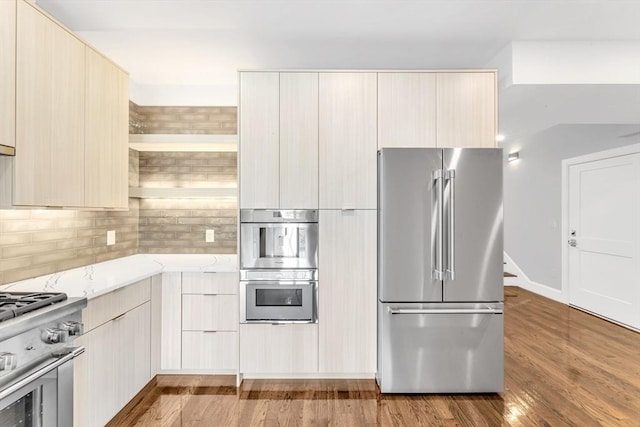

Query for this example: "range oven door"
[0,347,84,427]
[242,281,317,323]
[240,223,318,270]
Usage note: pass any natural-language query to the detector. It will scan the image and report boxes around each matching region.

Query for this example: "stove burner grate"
[0,292,68,322]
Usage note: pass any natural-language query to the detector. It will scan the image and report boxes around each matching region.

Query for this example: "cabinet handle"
[203,330,218,333]
[112,312,126,321]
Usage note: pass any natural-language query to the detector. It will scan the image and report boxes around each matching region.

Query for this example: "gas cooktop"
[0,292,68,322]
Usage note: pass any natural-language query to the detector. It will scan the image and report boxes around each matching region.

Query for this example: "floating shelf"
[129,187,237,199]
[129,134,238,152]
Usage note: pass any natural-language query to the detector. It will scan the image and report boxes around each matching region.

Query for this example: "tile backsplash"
[129,102,236,135]
[0,199,139,285]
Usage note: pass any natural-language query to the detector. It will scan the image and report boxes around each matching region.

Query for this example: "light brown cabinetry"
[0,0,16,151]
[378,72,437,148]
[239,72,280,208]
[85,47,129,208]
[15,0,85,207]
[436,72,496,148]
[240,323,318,374]
[377,71,497,149]
[158,272,239,372]
[319,73,377,209]
[74,279,151,427]
[318,210,377,374]
[240,71,319,209]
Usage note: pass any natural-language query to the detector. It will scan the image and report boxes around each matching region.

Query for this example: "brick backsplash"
[137,151,237,254]
[129,101,237,135]
[0,199,139,285]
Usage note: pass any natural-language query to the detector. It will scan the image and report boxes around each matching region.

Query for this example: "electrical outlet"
[205,229,215,243]
[107,230,116,246]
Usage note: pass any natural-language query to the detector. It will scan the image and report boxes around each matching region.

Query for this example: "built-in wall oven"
[240,210,318,323]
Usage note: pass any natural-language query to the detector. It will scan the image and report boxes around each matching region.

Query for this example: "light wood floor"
[108,288,640,426]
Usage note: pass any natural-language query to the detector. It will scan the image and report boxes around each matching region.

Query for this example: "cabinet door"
[182,331,238,371]
[318,210,377,373]
[182,272,238,295]
[436,72,496,148]
[0,0,15,150]
[240,324,318,373]
[160,272,182,370]
[15,1,85,207]
[240,72,279,208]
[74,322,117,427]
[85,47,128,208]
[378,72,437,148]
[319,73,377,209]
[280,72,319,209]
[182,294,238,331]
[115,301,151,408]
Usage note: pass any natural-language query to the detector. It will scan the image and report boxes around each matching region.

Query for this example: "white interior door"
[568,153,640,329]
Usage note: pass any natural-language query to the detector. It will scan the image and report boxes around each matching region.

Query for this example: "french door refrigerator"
[377,147,504,393]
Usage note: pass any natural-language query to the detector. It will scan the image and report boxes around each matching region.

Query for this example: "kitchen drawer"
[182,272,238,295]
[182,294,238,331]
[83,278,151,332]
[240,323,318,373]
[182,331,237,371]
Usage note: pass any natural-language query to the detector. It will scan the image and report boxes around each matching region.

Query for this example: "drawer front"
[83,278,151,332]
[182,295,238,331]
[182,331,237,371]
[240,323,318,373]
[182,272,238,295]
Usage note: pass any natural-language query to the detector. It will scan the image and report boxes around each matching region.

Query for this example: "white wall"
[502,124,640,290]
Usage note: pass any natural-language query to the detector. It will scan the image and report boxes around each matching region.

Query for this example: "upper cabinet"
[319,73,377,209]
[15,0,85,207]
[377,71,497,149]
[85,47,129,209]
[239,71,319,209]
[280,72,319,209]
[0,0,16,152]
[1,0,129,209]
[436,72,497,148]
[378,72,437,148]
[239,72,280,209]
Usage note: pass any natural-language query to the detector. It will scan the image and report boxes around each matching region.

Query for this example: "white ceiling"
[36,0,640,141]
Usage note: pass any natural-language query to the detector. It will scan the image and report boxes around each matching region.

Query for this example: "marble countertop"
[0,254,237,299]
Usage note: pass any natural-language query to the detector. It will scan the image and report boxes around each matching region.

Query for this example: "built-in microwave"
[240,210,318,270]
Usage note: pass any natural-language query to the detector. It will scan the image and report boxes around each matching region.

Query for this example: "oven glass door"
[0,370,57,427]
[245,282,316,322]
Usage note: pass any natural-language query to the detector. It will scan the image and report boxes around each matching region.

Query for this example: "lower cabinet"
[240,323,318,374]
[159,272,239,372]
[74,278,151,427]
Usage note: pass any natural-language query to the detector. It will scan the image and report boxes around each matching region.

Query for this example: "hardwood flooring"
[108,288,640,426]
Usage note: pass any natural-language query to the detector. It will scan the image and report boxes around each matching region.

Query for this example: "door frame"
[561,142,640,303]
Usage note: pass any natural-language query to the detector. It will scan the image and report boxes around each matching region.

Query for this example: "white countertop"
[0,254,237,299]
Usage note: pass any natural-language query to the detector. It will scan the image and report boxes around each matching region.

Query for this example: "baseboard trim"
[504,252,566,303]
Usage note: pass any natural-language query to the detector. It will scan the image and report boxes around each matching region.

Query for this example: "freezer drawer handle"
[388,307,503,315]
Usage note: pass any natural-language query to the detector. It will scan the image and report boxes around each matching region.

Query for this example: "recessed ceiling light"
[496,134,505,142]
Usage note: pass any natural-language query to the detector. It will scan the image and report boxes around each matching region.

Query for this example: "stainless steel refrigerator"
[377,147,504,393]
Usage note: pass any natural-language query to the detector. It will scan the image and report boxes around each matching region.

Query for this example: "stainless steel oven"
[0,347,83,427]
[240,270,318,323]
[240,210,318,270]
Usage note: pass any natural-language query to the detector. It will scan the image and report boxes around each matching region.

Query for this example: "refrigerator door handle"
[388,307,503,315]
[445,169,456,280]
[432,169,444,280]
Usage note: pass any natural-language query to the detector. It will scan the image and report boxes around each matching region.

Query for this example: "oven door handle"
[0,346,84,401]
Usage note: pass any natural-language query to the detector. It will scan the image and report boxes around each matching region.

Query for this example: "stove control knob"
[0,352,17,371]
[60,321,84,336]
[42,328,69,344]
